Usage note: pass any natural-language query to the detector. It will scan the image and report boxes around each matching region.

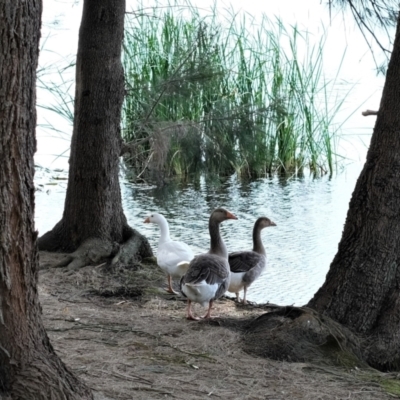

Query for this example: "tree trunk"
[308,13,400,370]
[0,1,92,398]
[38,0,152,259]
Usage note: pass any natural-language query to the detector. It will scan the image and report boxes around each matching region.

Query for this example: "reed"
[122,0,352,180]
[36,59,76,163]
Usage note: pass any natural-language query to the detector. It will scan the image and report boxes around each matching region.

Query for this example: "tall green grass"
[122,0,349,179]
[36,59,75,163]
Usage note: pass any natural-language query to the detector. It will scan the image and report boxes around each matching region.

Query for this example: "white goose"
[144,213,194,294]
[180,208,238,320]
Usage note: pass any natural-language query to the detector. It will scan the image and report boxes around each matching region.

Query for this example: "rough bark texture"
[0,1,92,398]
[38,0,152,259]
[308,14,400,370]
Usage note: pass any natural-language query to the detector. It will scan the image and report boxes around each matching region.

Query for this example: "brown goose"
[180,208,238,320]
[228,217,276,304]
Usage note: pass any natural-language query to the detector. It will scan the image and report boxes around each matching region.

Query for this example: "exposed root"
[111,225,153,266]
[39,238,119,272]
[40,226,153,273]
[243,306,365,369]
[11,349,93,400]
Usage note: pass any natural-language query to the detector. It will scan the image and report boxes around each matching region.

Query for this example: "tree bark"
[38,0,152,259]
[308,13,400,370]
[0,1,92,398]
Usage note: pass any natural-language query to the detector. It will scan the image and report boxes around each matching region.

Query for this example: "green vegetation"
[37,1,351,180]
[380,377,400,396]
[122,0,349,180]
[36,58,75,163]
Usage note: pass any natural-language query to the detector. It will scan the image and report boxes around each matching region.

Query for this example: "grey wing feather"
[229,251,266,285]
[213,277,230,300]
[229,251,264,273]
[182,254,230,285]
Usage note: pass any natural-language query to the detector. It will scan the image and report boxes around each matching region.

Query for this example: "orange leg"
[242,287,248,305]
[202,300,214,319]
[166,275,178,294]
[186,300,200,321]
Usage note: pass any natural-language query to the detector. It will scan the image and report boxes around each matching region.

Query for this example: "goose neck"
[252,226,266,255]
[209,219,228,258]
[157,218,171,244]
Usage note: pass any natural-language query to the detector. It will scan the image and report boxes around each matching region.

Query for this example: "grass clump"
[380,377,400,396]
[122,0,349,180]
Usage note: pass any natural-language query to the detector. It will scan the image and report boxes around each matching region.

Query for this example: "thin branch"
[362,109,379,116]
[347,0,391,54]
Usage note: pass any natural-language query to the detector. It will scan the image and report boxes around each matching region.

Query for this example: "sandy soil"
[38,252,398,400]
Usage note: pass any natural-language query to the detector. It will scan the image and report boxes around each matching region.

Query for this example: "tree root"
[112,225,153,266]
[50,238,119,271]
[41,226,153,272]
[10,348,93,400]
[364,331,400,371]
[243,306,366,369]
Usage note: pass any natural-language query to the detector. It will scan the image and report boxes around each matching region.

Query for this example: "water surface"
[35,162,363,306]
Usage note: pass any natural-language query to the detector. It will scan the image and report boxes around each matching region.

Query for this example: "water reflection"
[35,163,363,306]
[122,164,362,305]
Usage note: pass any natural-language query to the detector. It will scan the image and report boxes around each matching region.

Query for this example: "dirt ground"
[38,252,399,400]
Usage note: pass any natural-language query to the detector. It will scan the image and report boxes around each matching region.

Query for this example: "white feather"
[157,241,193,278]
[227,272,246,294]
[145,213,194,279]
[181,280,219,308]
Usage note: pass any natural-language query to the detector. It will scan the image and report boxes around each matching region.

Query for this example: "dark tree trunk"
[0,1,92,398]
[308,13,400,370]
[38,0,152,259]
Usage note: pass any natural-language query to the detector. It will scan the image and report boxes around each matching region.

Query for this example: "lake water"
[35,0,382,306]
[35,159,365,306]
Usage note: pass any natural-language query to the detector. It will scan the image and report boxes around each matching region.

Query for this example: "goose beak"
[227,211,238,220]
[270,221,277,226]
[143,217,150,223]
